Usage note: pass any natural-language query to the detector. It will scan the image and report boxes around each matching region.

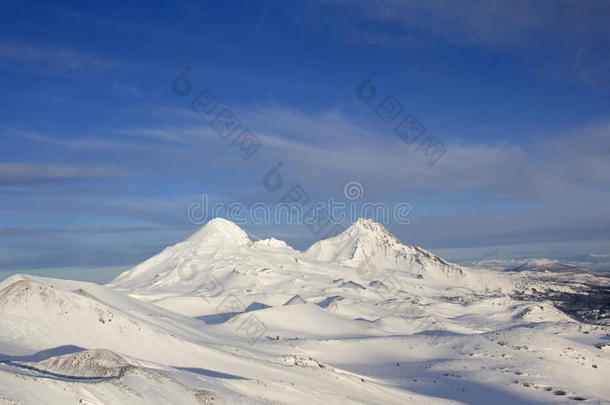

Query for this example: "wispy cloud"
[0,40,118,75]
[8,101,609,248]
[223,104,610,199]
[0,225,179,236]
[0,163,124,184]
[315,0,610,88]
[16,131,127,150]
[323,0,610,48]
[48,101,608,201]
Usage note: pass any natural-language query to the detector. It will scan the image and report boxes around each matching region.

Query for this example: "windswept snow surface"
[1,218,609,404]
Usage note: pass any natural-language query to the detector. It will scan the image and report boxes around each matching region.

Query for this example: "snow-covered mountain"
[1,218,609,404]
[306,218,443,265]
[110,217,466,294]
[305,218,463,279]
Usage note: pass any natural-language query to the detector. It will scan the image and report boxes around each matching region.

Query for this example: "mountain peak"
[305,218,455,274]
[186,217,251,246]
[304,218,405,264]
[347,218,400,242]
[355,217,381,226]
[109,218,253,289]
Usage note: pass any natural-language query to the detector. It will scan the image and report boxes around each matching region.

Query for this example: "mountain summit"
[185,217,251,247]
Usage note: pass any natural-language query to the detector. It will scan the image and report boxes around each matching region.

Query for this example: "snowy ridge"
[254,237,292,249]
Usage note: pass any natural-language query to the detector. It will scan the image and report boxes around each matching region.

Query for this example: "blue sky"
[1,0,610,281]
